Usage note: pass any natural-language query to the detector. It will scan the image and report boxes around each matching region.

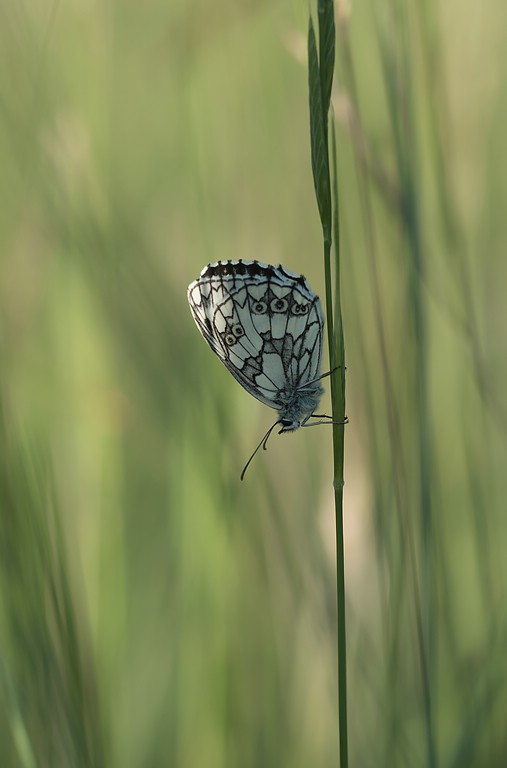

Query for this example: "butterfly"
[187,260,343,478]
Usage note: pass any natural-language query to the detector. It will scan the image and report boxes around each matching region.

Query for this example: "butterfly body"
[187,260,325,430]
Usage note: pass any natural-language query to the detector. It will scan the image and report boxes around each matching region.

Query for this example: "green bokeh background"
[1,1,507,766]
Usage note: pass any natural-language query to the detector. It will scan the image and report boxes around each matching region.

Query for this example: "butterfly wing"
[187,260,324,412]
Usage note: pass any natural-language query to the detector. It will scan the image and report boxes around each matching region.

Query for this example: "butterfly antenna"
[240,419,282,481]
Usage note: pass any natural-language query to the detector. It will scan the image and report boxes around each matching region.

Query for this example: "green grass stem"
[309,3,348,765]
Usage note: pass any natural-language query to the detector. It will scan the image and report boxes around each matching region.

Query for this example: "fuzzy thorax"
[277,384,324,431]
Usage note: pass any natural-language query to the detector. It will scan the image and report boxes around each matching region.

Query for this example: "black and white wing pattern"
[187,260,325,430]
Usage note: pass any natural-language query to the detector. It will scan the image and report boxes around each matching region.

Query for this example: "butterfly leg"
[299,366,342,390]
[301,413,349,427]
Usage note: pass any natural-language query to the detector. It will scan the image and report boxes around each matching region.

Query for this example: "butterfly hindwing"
[188,260,325,424]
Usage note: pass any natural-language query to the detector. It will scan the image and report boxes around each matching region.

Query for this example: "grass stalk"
[330,124,348,768]
[309,2,348,764]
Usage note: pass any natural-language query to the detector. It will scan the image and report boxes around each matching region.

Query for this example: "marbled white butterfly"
[188,260,342,478]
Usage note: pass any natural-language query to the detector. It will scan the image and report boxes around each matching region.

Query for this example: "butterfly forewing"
[187,260,325,422]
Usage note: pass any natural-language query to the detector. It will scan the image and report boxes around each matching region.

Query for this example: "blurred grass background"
[1,0,507,766]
